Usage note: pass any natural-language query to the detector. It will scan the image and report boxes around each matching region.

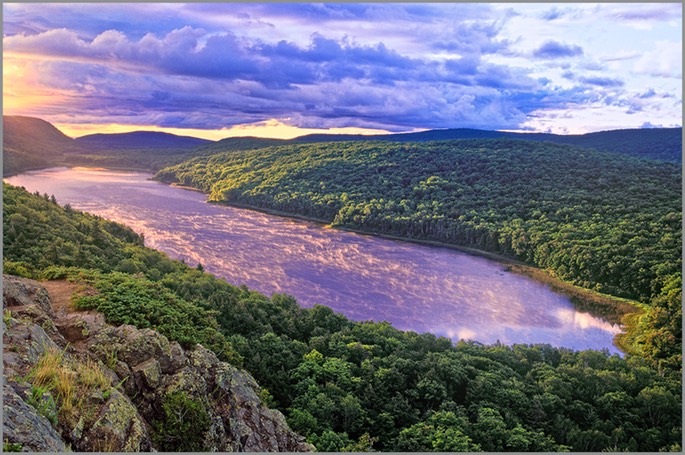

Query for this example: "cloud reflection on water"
[6,167,621,353]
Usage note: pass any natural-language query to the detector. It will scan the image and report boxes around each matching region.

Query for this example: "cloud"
[638,89,657,99]
[577,76,624,88]
[430,20,511,55]
[633,41,682,78]
[533,40,584,58]
[3,3,681,135]
[540,7,572,21]
[607,4,682,22]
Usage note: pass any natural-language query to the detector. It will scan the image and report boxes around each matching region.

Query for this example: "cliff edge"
[2,274,314,452]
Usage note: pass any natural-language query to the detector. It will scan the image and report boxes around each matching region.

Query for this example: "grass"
[104,347,119,370]
[26,384,58,425]
[54,368,76,413]
[25,346,113,424]
[76,357,110,390]
[3,309,12,325]
[26,346,65,388]
[3,439,23,452]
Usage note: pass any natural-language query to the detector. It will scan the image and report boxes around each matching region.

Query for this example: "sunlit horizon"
[51,119,398,141]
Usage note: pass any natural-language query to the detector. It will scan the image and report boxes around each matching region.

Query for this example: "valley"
[3,116,682,452]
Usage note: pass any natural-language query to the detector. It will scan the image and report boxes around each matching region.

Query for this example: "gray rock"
[132,358,162,390]
[3,316,62,375]
[2,383,67,452]
[212,363,315,452]
[3,276,314,452]
[3,275,53,316]
[158,340,186,374]
[55,314,90,342]
[80,389,152,452]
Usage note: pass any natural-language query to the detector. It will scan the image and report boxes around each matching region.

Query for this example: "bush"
[152,391,211,451]
[3,260,35,278]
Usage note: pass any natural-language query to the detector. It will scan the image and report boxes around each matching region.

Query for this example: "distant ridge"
[75,131,212,150]
[3,115,681,177]
[288,127,683,162]
[2,115,83,176]
[192,126,681,163]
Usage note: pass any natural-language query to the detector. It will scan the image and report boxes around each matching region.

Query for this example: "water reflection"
[6,167,622,353]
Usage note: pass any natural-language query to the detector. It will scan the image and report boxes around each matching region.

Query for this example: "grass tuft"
[25,346,113,424]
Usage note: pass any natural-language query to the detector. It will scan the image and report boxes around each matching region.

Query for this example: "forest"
[4,182,682,451]
[155,138,681,371]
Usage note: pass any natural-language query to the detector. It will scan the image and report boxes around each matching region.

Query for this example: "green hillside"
[195,127,683,163]
[553,128,682,162]
[3,183,682,451]
[156,139,682,374]
[2,115,83,176]
[156,139,681,302]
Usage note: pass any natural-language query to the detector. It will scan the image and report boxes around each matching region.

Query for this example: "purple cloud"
[609,4,682,22]
[533,40,584,59]
[3,3,681,134]
[577,76,624,88]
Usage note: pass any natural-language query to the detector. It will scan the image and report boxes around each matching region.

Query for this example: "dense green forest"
[3,183,682,452]
[194,126,683,163]
[156,141,679,315]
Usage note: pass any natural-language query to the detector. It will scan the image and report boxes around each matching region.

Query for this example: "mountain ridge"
[2,115,84,176]
[75,130,212,150]
[4,115,682,177]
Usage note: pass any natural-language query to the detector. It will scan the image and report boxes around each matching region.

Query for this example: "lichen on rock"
[3,275,314,452]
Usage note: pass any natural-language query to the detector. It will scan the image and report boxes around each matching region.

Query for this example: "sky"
[2,2,682,140]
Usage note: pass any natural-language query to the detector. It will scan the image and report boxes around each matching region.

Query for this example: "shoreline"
[204,197,644,334]
[210,199,528,265]
[14,166,642,353]
[210,199,644,354]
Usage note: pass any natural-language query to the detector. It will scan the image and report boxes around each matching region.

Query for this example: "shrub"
[152,391,211,451]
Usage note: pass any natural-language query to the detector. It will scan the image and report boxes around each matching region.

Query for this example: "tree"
[393,411,481,452]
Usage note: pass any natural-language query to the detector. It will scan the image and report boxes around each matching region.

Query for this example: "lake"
[6,167,622,353]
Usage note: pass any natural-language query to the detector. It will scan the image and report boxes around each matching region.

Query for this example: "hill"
[2,115,83,176]
[3,182,682,452]
[553,127,683,162]
[75,131,211,150]
[156,138,681,361]
[191,126,682,163]
[4,116,680,177]
[288,127,683,162]
[192,136,288,156]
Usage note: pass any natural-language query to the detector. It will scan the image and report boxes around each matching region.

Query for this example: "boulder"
[3,275,53,316]
[80,389,152,452]
[3,276,314,452]
[2,383,67,452]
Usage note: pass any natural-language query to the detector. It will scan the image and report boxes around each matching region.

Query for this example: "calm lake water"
[6,167,621,353]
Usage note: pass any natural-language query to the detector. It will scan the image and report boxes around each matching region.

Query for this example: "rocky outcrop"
[3,275,314,452]
[3,383,67,452]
